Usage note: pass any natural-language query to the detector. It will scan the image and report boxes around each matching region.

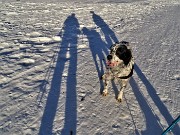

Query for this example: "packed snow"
[0,0,180,135]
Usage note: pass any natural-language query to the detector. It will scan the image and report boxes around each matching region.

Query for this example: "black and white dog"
[101,41,134,102]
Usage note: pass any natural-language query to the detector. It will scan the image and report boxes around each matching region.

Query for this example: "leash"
[123,93,139,134]
[161,115,180,135]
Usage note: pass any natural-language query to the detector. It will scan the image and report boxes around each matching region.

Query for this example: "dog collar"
[118,65,134,79]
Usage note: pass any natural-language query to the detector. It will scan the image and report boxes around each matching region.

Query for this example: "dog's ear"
[116,45,128,55]
[116,46,132,65]
[123,49,132,65]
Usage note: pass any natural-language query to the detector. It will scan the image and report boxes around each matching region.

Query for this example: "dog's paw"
[102,90,108,96]
[116,97,122,102]
[102,92,108,96]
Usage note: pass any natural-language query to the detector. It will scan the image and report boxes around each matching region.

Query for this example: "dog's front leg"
[117,79,128,102]
[117,86,125,102]
[101,71,112,96]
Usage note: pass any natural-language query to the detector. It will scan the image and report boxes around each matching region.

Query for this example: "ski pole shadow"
[39,13,80,135]
[90,11,119,45]
[132,63,180,134]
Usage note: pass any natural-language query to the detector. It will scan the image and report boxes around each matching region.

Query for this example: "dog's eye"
[110,44,116,50]
[110,48,116,54]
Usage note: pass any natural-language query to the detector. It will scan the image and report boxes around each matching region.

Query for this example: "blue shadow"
[133,63,180,134]
[39,13,79,135]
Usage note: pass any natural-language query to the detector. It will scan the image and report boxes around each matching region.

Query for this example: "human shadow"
[39,13,79,135]
[60,13,79,135]
[91,11,119,45]
[132,63,180,134]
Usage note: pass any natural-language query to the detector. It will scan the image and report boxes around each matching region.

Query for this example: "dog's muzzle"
[106,55,119,68]
[106,60,119,68]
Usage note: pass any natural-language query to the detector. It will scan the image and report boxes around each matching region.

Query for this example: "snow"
[19,58,35,66]
[0,0,180,135]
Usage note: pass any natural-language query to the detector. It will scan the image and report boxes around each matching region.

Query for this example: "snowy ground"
[0,0,180,135]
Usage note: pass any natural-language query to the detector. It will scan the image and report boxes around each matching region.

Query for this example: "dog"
[101,41,134,102]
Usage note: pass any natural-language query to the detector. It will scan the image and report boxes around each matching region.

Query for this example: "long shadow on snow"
[39,13,79,135]
[132,64,180,134]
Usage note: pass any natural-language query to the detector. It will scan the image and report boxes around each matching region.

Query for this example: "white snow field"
[0,0,180,135]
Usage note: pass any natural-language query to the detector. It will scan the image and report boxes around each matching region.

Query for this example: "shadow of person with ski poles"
[39,13,80,135]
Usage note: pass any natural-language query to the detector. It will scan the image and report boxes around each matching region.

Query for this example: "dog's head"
[107,41,132,68]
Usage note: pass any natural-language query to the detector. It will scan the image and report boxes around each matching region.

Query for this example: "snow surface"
[0,0,180,135]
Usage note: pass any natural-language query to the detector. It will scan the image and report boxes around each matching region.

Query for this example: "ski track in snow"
[0,0,180,135]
